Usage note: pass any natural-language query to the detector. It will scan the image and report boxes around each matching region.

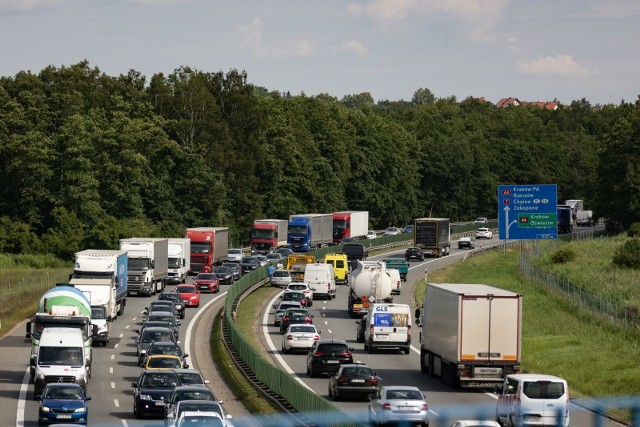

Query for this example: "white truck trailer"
[119,238,169,296]
[168,238,191,284]
[416,283,522,388]
[347,260,393,318]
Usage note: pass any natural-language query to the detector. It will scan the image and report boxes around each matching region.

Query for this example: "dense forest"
[0,61,638,259]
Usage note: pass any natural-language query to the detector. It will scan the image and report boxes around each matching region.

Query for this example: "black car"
[138,341,188,367]
[328,363,380,401]
[458,236,476,250]
[132,370,181,419]
[275,247,294,258]
[306,339,354,378]
[222,262,242,281]
[157,292,186,319]
[135,326,176,358]
[145,301,180,319]
[145,311,181,341]
[164,385,218,420]
[405,247,425,262]
[355,314,367,343]
[212,266,234,285]
[239,256,261,274]
[279,308,313,334]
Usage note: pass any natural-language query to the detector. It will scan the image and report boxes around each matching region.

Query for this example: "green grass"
[533,236,640,310]
[210,304,280,416]
[412,247,640,407]
[0,265,71,334]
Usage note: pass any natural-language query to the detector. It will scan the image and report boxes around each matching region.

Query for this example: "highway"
[0,227,622,426]
[259,234,622,426]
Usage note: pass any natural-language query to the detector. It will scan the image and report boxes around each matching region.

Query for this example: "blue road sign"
[498,184,558,240]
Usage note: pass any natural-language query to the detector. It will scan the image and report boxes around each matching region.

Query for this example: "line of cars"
[129,289,234,427]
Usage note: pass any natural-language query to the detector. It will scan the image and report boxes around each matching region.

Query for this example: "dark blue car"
[37,383,91,425]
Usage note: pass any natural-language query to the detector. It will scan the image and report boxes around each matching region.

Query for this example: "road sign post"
[498,184,558,240]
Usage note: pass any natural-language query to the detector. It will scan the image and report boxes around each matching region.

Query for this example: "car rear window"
[523,381,565,399]
[273,271,290,277]
[318,343,348,353]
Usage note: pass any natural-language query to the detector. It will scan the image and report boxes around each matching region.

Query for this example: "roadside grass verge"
[412,247,640,403]
[533,236,640,309]
[0,266,70,334]
[212,285,281,416]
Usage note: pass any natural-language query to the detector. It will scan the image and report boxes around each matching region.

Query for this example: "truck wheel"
[420,350,428,373]
[367,341,375,354]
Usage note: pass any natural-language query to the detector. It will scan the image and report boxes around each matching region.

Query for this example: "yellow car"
[144,354,187,371]
[324,253,349,285]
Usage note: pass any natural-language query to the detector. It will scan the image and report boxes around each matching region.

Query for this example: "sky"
[1,0,639,106]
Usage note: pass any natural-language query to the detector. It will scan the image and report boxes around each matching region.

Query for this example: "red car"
[175,284,201,307]
[194,273,220,293]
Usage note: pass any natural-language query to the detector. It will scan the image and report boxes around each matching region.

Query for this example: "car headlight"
[74,407,87,413]
[140,394,153,400]
[190,296,197,301]
[40,406,51,412]
[175,304,183,310]
[37,374,45,380]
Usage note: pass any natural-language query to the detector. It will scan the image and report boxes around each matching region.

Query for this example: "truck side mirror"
[182,259,186,267]
[107,316,113,322]
[414,308,420,318]
[151,261,155,268]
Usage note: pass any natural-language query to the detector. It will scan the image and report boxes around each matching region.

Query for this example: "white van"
[33,327,90,397]
[496,374,570,427]
[363,303,411,354]
[305,263,336,300]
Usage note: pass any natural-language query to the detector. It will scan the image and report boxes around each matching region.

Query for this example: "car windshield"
[142,330,173,343]
[241,257,257,264]
[228,249,242,254]
[318,344,348,353]
[178,402,222,416]
[523,381,565,399]
[342,366,373,377]
[173,389,215,403]
[148,315,175,324]
[196,274,216,280]
[178,416,224,427]
[141,372,179,387]
[148,357,181,369]
[286,309,309,316]
[273,271,289,277]
[177,373,205,384]
[44,386,83,400]
[160,294,182,303]
[177,287,196,294]
[151,344,181,355]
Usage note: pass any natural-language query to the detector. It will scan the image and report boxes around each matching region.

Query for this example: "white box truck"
[416,283,522,388]
[168,238,191,284]
[332,211,369,244]
[119,238,169,296]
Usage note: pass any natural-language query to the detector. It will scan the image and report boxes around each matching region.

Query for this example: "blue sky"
[1,0,639,105]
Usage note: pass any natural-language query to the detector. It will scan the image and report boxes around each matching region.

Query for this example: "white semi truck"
[69,249,128,345]
[168,238,191,284]
[119,238,169,296]
[347,260,393,318]
[416,283,522,388]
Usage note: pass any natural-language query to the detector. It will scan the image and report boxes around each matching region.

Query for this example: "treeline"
[0,61,638,260]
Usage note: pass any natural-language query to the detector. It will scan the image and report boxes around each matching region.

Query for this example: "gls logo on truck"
[375,306,389,312]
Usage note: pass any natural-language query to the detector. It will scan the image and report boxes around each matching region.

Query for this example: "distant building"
[495,97,559,110]
[496,97,521,108]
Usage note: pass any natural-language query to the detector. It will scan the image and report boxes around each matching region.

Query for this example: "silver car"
[272,301,303,326]
[270,270,292,288]
[368,386,430,426]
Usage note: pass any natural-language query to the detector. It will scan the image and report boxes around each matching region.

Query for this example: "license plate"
[155,402,166,407]
[351,379,365,383]
[327,360,339,364]
[57,415,72,419]
[353,304,363,309]
[397,406,415,412]
[375,334,389,340]
[296,337,308,340]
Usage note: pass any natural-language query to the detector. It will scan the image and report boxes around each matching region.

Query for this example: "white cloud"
[517,55,598,78]
[565,1,640,18]
[350,0,507,40]
[332,40,369,56]
[236,18,315,59]
[0,0,64,12]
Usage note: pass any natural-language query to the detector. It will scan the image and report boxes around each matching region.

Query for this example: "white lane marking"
[15,367,30,427]
[132,317,137,321]
[263,292,314,392]
[125,325,130,329]
[119,333,124,338]
[114,398,120,407]
[110,367,113,374]
[122,419,128,427]
[324,321,328,325]
[327,330,333,334]
[114,343,119,349]
[110,354,115,360]
[111,381,115,389]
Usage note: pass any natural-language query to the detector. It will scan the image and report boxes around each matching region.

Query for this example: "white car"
[176,411,229,427]
[369,386,430,426]
[449,421,500,427]
[285,283,315,305]
[281,323,320,353]
[476,227,493,239]
[366,230,377,239]
[270,270,292,288]
[227,248,243,263]
[473,217,488,224]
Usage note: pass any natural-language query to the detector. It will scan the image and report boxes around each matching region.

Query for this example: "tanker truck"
[347,260,393,318]
[26,285,94,382]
